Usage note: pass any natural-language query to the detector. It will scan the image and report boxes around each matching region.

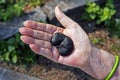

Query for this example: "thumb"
[55,6,79,28]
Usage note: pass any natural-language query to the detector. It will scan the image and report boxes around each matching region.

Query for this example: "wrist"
[89,47,115,79]
[77,46,115,79]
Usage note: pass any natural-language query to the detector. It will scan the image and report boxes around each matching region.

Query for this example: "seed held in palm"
[50,33,66,46]
[50,33,74,56]
[58,37,74,56]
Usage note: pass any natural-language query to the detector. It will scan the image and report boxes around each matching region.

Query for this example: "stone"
[7,6,46,28]
[0,68,7,80]
[0,24,18,40]
[0,67,42,80]
[42,0,97,20]
[28,6,46,22]
[0,6,46,40]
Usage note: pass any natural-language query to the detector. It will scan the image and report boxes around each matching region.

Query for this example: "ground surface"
[0,67,41,80]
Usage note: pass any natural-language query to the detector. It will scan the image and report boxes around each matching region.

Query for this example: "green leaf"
[99,7,109,22]
[91,38,100,44]
[106,0,114,8]
[89,13,96,20]
[110,9,116,16]
[80,12,90,20]
[4,52,10,61]
[14,4,22,16]
[85,0,91,5]
[12,55,17,63]
[90,2,96,7]
[0,0,6,4]
[96,19,101,25]
[19,41,25,46]
[0,56,4,61]
[15,33,20,43]
[8,46,15,52]
[7,37,15,45]
[95,5,100,12]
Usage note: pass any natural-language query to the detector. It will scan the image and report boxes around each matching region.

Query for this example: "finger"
[52,47,60,62]
[20,36,52,50]
[29,44,53,60]
[21,35,61,62]
[19,27,52,41]
[23,20,64,34]
[55,6,79,28]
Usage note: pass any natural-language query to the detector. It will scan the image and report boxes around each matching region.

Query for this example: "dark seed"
[50,32,74,56]
[58,37,74,56]
[50,33,66,46]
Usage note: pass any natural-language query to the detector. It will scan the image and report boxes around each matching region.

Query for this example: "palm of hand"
[19,6,92,68]
[59,26,91,67]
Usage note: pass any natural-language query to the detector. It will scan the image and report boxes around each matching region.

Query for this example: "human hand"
[19,6,92,68]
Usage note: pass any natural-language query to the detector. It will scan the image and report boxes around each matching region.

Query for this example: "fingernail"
[19,28,24,32]
[23,20,28,26]
[20,36,24,40]
[57,6,61,10]
[55,6,64,19]
[56,6,62,13]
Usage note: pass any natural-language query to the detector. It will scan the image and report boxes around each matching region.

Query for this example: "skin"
[19,6,91,67]
[19,6,120,80]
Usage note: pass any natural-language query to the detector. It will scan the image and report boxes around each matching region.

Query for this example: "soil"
[0,0,120,80]
[0,56,96,80]
[89,29,120,56]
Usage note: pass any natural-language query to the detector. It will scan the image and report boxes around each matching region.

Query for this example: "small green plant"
[82,0,116,25]
[0,0,42,22]
[0,0,25,22]
[82,0,120,39]
[90,37,105,45]
[27,0,42,7]
[90,37,100,44]
[0,33,36,65]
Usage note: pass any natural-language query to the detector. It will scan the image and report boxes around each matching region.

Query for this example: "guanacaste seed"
[58,37,74,56]
[50,33,66,46]
[50,32,74,56]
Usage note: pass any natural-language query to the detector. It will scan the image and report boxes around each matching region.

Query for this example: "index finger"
[23,20,64,34]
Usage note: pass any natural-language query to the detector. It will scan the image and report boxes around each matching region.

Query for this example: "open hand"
[19,6,92,68]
